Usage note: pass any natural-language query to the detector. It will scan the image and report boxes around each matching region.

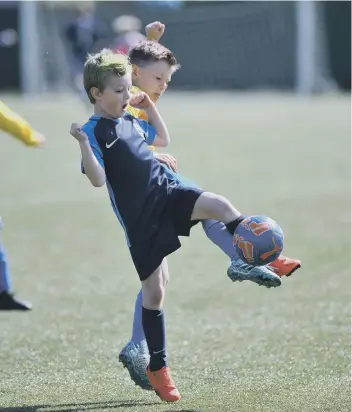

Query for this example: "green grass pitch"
[0,92,350,412]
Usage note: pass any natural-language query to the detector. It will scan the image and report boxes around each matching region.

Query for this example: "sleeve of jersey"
[126,105,142,119]
[126,105,155,151]
[0,101,40,146]
[80,126,104,174]
[137,119,157,146]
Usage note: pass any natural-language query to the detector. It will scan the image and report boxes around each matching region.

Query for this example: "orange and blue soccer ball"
[233,215,284,266]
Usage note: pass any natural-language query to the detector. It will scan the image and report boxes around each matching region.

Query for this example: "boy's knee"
[212,194,233,216]
[151,284,165,305]
[143,283,165,309]
[162,270,169,287]
[142,268,166,309]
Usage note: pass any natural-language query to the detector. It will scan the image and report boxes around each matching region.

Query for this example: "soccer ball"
[233,215,284,266]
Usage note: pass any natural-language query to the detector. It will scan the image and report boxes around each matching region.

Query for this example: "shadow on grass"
[164,410,203,412]
[1,400,162,412]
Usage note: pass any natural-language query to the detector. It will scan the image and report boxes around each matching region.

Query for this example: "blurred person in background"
[0,101,45,310]
[138,1,184,10]
[111,15,145,55]
[65,2,106,102]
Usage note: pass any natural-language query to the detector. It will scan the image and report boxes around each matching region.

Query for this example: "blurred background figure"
[64,1,106,101]
[111,14,145,55]
[136,1,184,12]
[4,1,347,95]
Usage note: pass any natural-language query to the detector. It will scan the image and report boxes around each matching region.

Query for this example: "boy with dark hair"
[118,29,301,390]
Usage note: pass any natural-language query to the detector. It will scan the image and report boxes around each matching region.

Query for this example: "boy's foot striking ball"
[227,258,281,288]
[234,215,284,266]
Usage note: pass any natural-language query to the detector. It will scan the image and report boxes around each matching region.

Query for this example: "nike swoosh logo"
[106,137,119,148]
[152,350,164,355]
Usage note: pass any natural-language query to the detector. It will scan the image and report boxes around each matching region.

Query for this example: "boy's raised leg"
[193,193,282,288]
[198,198,281,288]
[201,219,281,287]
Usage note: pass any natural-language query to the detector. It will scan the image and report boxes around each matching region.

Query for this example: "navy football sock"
[142,307,167,372]
[226,215,245,235]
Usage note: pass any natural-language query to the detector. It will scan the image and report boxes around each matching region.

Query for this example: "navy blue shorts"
[129,184,203,281]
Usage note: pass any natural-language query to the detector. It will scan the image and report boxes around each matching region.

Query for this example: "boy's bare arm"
[145,104,170,147]
[70,123,106,187]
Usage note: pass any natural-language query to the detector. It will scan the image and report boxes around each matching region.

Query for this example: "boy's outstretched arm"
[130,93,170,147]
[70,123,106,187]
[0,101,45,147]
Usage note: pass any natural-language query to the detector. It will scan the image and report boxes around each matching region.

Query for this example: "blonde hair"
[83,49,132,104]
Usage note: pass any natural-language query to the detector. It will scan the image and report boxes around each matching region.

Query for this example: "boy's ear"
[132,64,139,78]
[90,87,101,101]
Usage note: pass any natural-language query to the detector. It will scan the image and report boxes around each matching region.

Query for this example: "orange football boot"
[267,255,301,277]
[146,366,181,402]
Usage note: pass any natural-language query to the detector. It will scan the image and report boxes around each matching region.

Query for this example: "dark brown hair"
[129,40,180,70]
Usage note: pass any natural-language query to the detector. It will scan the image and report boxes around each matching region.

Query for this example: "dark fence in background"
[96,1,297,90]
[0,1,350,92]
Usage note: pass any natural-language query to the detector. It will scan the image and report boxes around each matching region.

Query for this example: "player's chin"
[152,93,161,102]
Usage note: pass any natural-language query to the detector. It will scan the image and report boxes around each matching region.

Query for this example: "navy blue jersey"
[81,114,177,246]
